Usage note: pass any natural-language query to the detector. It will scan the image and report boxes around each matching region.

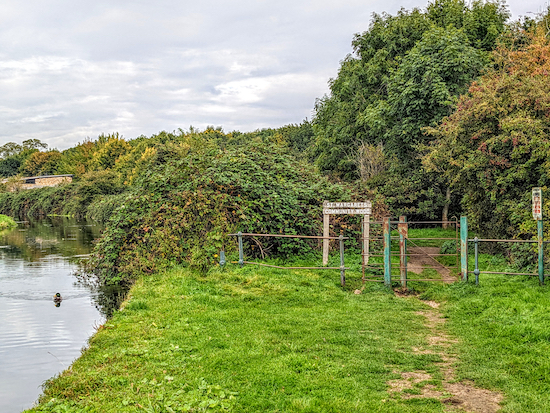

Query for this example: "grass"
[27,263,448,413]
[25,227,550,412]
[0,213,17,231]
[422,251,550,412]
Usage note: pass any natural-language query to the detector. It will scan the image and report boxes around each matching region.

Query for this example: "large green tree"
[312,0,509,177]
[423,28,550,236]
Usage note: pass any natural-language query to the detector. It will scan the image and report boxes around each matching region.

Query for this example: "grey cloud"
[0,0,536,149]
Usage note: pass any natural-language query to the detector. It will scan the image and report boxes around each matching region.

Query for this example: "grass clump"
[26,264,444,413]
[0,213,16,231]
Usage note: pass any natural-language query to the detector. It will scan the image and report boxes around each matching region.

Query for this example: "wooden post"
[363,214,370,266]
[339,234,345,287]
[398,216,407,288]
[323,201,330,266]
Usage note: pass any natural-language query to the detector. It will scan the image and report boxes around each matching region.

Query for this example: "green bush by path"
[88,139,375,286]
[27,265,445,413]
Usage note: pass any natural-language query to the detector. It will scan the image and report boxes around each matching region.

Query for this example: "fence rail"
[227,231,349,287]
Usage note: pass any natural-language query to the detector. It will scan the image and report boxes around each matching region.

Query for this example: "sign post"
[533,188,544,285]
[322,201,372,266]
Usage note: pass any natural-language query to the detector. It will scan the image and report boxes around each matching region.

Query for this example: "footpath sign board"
[533,187,543,220]
[323,201,372,266]
[323,202,372,215]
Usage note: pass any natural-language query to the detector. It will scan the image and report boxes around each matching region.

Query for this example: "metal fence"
[222,217,461,288]
[222,215,546,289]
[460,216,547,285]
[360,217,459,287]
[226,232,350,286]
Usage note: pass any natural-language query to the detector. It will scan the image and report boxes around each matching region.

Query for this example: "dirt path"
[407,246,456,283]
[388,299,503,412]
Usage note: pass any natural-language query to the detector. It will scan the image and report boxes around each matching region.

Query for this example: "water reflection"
[0,218,123,413]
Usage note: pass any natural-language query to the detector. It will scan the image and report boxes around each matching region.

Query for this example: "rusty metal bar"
[243,261,348,270]
[230,233,347,240]
[405,221,460,224]
[403,279,450,282]
[468,238,539,243]
[405,237,458,240]
[405,253,458,256]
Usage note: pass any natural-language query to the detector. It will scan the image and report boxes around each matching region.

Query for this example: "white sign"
[323,208,372,215]
[323,201,371,209]
[533,187,543,220]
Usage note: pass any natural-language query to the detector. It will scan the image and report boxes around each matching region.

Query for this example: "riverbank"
[25,256,550,412]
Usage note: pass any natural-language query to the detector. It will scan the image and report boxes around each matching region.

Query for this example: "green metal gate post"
[237,231,244,267]
[460,216,468,282]
[383,217,391,287]
[538,219,544,285]
[399,216,407,288]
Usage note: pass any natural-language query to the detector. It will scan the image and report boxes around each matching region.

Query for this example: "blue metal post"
[383,217,391,287]
[219,250,226,267]
[460,216,468,282]
[237,231,244,267]
[538,219,544,285]
[474,237,480,285]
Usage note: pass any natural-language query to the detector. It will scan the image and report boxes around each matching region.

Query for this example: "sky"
[0,0,545,150]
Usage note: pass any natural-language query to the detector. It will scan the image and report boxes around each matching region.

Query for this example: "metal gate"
[361,217,460,287]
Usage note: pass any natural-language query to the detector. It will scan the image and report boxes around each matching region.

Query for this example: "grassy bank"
[26,248,550,412]
[28,263,449,413]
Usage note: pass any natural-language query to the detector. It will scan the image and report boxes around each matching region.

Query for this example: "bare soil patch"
[388,300,503,412]
[408,247,456,283]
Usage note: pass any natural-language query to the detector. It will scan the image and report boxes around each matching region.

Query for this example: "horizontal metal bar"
[405,279,453,282]
[467,270,538,276]
[405,253,457,256]
[405,221,458,224]
[230,233,348,240]
[362,279,385,282]
[406,237,457,240]
[243,261,349,270]
[468,238,539,243]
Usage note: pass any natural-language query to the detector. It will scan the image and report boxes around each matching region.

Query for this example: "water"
[0,218,121,413]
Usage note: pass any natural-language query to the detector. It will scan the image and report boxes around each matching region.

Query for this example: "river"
[0,218,123,413]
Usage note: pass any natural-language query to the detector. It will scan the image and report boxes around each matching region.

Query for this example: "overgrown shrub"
[87,140,369,285]
[0,170,125,219]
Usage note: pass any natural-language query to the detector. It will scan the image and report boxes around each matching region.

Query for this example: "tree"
[20,151,62,176]
[422,28,550,236]
[312,0,509,178]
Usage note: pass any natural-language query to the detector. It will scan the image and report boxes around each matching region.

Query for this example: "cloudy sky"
[0,0,543,150]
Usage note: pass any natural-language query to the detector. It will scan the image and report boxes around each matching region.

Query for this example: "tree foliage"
[422,28,550,236]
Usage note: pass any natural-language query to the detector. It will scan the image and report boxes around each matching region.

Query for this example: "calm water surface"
[0,218,121,413]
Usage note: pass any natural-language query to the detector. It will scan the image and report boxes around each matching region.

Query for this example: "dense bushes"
[87,139,369,285]
[0,170,125,219]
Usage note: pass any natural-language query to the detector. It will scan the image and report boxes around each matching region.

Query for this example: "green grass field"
[25,228,550,412]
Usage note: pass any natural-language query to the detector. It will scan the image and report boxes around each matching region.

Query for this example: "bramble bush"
[87,138,370,285]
